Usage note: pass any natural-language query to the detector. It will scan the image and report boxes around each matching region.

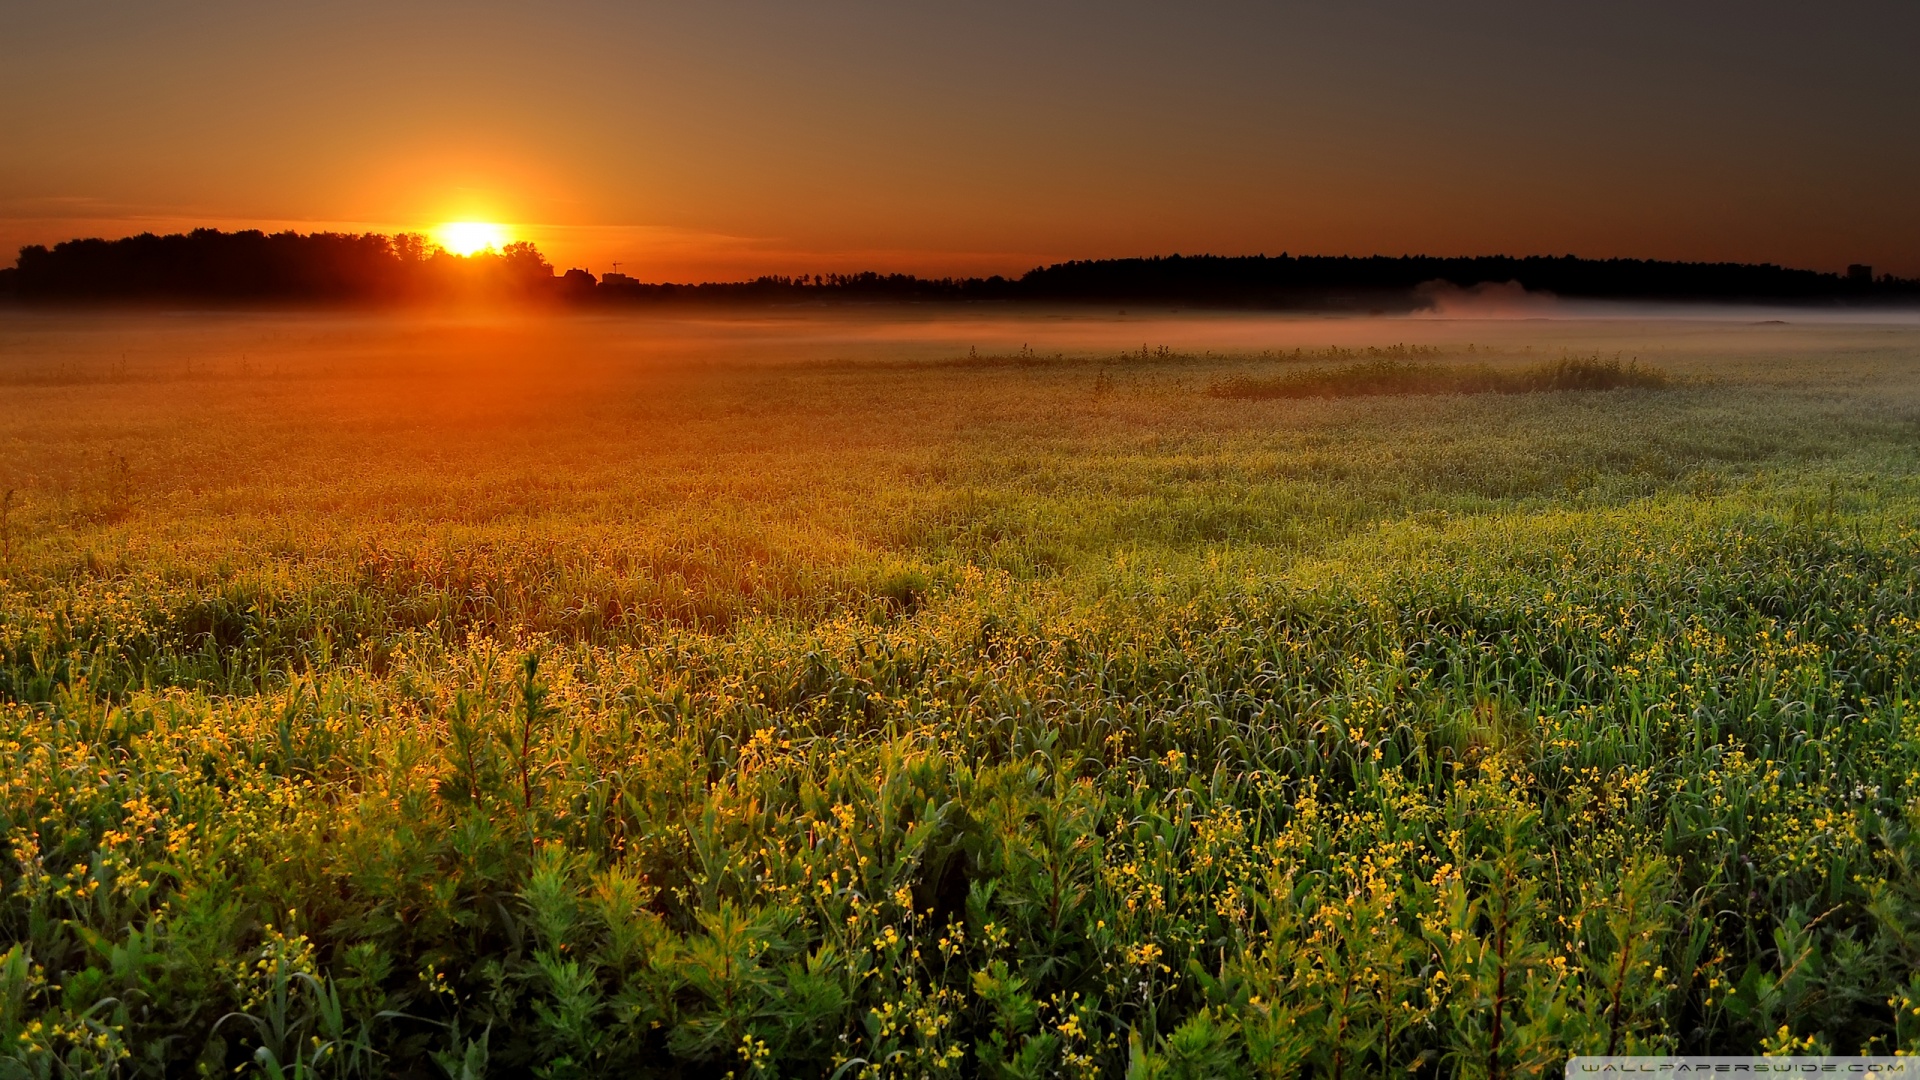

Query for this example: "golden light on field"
[434,221,510,256]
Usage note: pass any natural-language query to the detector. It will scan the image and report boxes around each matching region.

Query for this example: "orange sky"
[4,2,1917,281]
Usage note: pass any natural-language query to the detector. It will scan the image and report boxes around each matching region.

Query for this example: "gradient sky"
[3,1,1916,280]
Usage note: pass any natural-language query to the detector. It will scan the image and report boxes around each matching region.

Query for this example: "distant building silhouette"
[1850,264,1874,283]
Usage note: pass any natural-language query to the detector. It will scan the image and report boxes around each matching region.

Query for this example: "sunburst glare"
[434,221,509,256]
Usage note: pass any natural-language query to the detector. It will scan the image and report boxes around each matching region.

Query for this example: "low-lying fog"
[5,299,1920,374]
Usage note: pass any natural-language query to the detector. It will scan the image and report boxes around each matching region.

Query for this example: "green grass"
[4,310,1920,1076]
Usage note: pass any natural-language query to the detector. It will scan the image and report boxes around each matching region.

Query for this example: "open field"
[5,307,1920,1076]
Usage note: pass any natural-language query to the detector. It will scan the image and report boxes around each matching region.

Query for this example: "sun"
[434,221,510,257]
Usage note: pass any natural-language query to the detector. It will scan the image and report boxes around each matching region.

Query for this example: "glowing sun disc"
[435,221,509,256]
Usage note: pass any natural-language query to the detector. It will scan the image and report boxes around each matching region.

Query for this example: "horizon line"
[4,226,1903,287]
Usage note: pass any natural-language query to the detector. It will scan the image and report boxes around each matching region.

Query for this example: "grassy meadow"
[5,307,1920,1077]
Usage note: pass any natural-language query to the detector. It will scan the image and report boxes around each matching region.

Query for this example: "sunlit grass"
[3,313,1920,1074]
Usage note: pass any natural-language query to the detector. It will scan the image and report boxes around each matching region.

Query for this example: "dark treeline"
[0,229,557,301]
[3,230,1916,306]
[1012,253,1916,302]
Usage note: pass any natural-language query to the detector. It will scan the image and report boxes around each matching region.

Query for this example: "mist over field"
[10,301,1918,378]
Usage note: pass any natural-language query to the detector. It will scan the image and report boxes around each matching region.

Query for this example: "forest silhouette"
[1,228,1914,306]
[0,229,557,301]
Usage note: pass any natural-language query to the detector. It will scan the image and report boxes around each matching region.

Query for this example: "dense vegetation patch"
[1209,357,1670,400]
